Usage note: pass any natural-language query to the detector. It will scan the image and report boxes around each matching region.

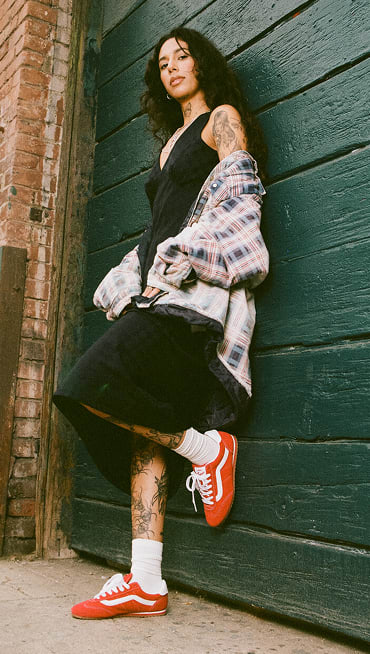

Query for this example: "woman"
[53,27,269,619]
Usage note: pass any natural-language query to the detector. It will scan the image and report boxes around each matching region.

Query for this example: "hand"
[142,286,161,298]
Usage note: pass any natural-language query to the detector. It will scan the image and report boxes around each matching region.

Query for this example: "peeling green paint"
[10,186,17,195]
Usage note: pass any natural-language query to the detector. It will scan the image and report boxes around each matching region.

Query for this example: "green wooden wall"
[72,0,370,641]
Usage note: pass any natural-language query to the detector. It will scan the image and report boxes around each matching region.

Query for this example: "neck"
[180,92,209,125]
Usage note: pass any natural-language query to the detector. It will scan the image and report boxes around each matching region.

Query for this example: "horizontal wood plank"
[263,146,370,264]
[84,236,140,308]
[246,341,370,439]
[99,0,212,85]
[93,115,156,193]
[232,0,370,110]
[88,171,150,252]
[72,499,370,641]
[261,57,370,180]
[255,238,370,347]
[74,439,370,546]
[102,0,146,35]
[96,54,149,140]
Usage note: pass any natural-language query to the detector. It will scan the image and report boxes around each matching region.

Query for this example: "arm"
[93,245,142,320]
[203,104,248,161]
[147,193,269,292]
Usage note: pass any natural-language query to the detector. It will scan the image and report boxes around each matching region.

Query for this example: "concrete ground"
[0,556,368,654]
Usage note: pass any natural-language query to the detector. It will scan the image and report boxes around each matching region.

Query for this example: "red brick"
[31,224,53,246]
[15,117,44,137]
[28,260,51,280]
[4,220,32,246]
[14,150,40,169]
[25,16,53,40]
[29,244,51,263]
[22,32,52,56]
[16,379,43,399]
[13,418,40,438]
[8,476,36,498]
[17,82,48,104]
[24,298,48,319]
[14,398,41,419]
[21,317,48,339]
[12,458,38,478]
[20,48,45,70]
[11,438,36,458]
[19,2,58,26]
[17,99,47,122]
[8,498,36,516]
[5,516,35,538]
[12,167,43,189]
[21,338,46,360]
[25,278,50,300]
[19,66,50,88]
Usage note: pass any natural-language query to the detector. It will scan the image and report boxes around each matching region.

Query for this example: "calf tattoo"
[152,468,169,516]
[131,488,155,539]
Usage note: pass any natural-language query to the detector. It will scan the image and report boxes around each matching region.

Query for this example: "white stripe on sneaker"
[101,595,156,607]
[215,448,229,501]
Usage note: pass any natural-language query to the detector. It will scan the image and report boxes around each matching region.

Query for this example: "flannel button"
[212,183,218,188]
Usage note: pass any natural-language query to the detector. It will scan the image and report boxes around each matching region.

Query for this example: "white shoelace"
[94,573,130,599]
[186,467,214,512]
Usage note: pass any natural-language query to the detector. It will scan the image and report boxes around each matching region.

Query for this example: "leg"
[130,436,169,541]
[81,402,186,449]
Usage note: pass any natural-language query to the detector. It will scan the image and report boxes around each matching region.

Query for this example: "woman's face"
[158,38,200,101]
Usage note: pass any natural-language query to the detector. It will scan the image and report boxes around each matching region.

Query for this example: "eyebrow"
[158,47,185,63]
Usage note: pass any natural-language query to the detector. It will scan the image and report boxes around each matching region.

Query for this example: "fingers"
[142,286,161,298]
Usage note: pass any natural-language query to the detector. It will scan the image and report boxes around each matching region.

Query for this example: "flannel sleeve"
[147,195,269,292]
[93,245,142,320]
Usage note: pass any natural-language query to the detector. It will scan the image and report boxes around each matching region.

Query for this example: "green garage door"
[72,0,370,641]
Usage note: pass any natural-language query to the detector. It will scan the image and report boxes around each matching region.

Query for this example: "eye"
[178,54,188,60]
[160,63,168,70]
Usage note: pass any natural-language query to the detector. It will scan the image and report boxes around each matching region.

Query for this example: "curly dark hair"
[141,27,267,179]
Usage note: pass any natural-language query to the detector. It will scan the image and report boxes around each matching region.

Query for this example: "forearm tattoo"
[212,110,247,159]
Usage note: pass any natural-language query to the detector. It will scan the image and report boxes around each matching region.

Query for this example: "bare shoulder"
[204,104,248,161]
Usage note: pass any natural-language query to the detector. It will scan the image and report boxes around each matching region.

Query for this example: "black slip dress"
[53,113,234,498]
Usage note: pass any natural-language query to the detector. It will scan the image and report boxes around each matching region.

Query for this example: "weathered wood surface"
[94,57,370,198]
[72,499,370,641]
[102,0,146,35]
[232,0,370,110]
[262,146,370,265]
[74,439,370,546]
[88,170,150,252]
[93,115,156,193]
[96,54,150,140]
[255,238,370,347]
[261,57,370,180]
[246,341,370,440]
[84,235,139,307]
[99,0,212,84]
[97,0,370,140]
[0,246,27,556]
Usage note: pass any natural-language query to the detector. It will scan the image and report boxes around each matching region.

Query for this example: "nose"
[167,57,178,73]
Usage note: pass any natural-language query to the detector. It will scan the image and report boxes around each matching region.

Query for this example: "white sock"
[174,428,221,466]
[130,538,164,594]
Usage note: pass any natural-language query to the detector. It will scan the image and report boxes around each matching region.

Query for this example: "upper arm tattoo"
[212,110,247,160]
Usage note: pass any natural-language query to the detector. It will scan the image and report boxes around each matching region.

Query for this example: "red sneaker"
[186,430,238,527]
[71,572,168,619]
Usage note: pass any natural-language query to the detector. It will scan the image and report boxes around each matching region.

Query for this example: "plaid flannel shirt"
[93,150,269,396]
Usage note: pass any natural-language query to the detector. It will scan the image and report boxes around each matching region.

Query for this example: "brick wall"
[0,0,73,555]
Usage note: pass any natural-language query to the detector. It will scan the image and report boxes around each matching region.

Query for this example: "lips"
[170,76,184,86]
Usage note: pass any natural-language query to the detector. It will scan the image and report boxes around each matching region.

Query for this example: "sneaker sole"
[215,433,238,528]
[72,608,167,620]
